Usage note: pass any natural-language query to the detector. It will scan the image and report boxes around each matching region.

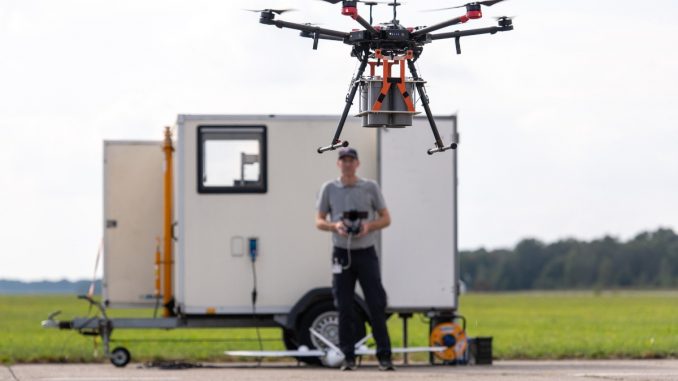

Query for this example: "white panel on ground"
[380,117,457,310]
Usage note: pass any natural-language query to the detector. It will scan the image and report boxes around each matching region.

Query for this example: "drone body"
[254,0,513,154]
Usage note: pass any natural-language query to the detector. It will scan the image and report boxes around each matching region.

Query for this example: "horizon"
[4,225,675,282]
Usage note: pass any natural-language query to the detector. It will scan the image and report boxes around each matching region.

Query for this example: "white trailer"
[45,114,475,367]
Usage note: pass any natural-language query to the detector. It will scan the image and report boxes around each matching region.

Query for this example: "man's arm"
[316,211,348,237]
[316,182,349,236]
[358,208,391,237]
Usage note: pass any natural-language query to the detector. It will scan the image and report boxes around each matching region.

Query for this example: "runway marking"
[575,373,678,378]
[40,378,181,381]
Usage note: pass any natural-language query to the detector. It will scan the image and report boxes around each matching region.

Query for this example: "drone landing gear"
[318,51,457,155]
[317,50,370,154]
[407,59,458,155]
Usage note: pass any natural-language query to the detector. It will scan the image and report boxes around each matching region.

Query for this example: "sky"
[1,0,677,281]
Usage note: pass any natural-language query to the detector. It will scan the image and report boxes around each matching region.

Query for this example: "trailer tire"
[283,300,366,366]
[110,347,131,367]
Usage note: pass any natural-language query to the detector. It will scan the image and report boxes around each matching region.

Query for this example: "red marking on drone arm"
[342,6,358,17]
[460,15,470,23]
[467,10,482,19]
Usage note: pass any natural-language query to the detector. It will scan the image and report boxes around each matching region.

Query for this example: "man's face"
[337,156,359,176]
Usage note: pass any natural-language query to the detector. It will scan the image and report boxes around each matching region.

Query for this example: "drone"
[251,0,514,155]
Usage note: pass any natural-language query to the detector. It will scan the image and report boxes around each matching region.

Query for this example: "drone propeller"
[245,8,295,15]
[316,0,402,25]
[477,0,505,6]
[425,0,506,12]
[316,0,397,5]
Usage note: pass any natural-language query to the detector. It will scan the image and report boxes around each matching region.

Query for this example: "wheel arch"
[285,287,371,331]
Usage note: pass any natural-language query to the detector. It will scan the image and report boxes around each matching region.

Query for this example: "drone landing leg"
[317,53,370,154]
[407,60,458,155]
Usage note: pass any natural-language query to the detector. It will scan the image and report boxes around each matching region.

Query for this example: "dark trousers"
[332,246,392,361]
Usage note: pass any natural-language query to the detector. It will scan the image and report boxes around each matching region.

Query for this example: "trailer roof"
[177,114,456,124]
[103,140,162,145]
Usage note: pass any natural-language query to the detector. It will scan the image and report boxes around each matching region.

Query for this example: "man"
[315,147,395,371]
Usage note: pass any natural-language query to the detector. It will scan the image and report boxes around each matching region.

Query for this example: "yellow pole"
[154,237,161,299]
[162,127,174,317]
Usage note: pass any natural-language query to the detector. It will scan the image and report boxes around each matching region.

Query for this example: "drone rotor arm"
[341,8,379,34]
[275,20,349,39]
[299,30,346,49]
[353,14,379,34]
[429,22,513,41]
[411,16,466,37]
[300,32,345,42]
[260,14,349,40]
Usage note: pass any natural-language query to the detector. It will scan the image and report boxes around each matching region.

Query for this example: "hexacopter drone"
[252,0,514,154]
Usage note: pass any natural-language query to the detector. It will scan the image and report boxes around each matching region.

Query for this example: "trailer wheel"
[284,300,366,366]
[110,346,131,367]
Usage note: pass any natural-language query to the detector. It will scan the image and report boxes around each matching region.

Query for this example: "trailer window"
[198,126,267,193]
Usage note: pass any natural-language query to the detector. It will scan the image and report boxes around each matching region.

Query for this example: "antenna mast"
[390,0,401,23]
[363,2,377,25]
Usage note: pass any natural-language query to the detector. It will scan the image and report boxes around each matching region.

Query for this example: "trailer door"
[379,117,458,311]
[103,141,163,307]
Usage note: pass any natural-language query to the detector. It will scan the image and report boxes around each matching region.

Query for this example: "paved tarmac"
[2,360,678,381]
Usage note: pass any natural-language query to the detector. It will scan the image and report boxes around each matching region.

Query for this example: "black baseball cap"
[338,147,358,160]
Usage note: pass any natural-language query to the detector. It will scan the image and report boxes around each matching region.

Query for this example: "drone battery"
[391,81,416,127]
[359,78,415,127]
[360,79,390,127]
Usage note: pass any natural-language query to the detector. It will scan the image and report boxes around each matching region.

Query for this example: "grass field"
[1,291,677,364]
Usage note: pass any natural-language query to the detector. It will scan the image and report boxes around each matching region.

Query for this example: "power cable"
[250,252,264,366]
[343,234,353,270]
[7,366,18,381]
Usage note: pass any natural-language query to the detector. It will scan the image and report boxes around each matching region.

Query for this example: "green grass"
[1,291,677,364]
[457,291,678,359]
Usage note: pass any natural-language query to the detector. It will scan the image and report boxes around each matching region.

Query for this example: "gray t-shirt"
[316,177,387,249]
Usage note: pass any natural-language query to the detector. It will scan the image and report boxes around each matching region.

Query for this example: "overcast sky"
[1,0,677,280]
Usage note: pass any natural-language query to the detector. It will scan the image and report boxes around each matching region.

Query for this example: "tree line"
[460,228,678,291]
[0,279,101,294]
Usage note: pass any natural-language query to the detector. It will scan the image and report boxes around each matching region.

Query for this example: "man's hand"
[334,221,349,237]
[356,222,371,238]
